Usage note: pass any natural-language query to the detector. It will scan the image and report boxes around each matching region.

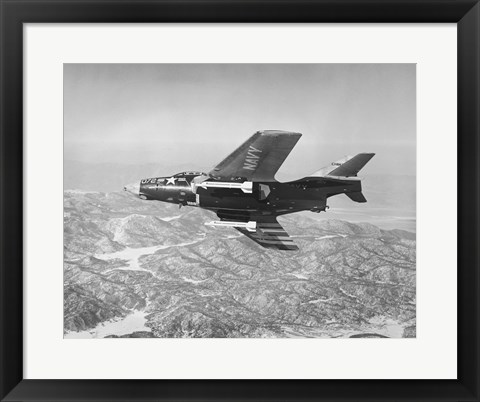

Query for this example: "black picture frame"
[1,1,479,401]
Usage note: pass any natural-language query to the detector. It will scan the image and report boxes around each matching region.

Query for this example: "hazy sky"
[64,64,415,178]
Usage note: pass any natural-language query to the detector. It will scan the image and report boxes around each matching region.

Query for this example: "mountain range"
[64,190,416,338]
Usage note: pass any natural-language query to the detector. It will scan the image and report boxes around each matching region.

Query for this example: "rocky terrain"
[64,191,416,338]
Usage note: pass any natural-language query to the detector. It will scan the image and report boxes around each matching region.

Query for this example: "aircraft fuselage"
[132,172,362,219]
[122,131,374,250]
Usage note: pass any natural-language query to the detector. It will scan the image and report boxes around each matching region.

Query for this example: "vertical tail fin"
[311,153,375,177]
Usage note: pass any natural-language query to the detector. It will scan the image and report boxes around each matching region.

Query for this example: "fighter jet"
[124,130,374,250]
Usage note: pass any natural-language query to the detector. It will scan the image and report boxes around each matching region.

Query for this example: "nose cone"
[124,182,140,196]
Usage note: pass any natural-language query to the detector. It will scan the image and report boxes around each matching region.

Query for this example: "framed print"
[0,0,479,401]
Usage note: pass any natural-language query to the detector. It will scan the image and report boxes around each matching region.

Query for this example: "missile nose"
[124,182,140,196]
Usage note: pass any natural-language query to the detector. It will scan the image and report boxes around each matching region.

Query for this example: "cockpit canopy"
[173,171,206,177]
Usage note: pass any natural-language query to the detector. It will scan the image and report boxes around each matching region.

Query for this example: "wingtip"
[259,130,302,137]
[358,152,375,160]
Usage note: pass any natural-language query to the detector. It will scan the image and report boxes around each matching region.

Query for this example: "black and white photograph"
[63,63,416,339]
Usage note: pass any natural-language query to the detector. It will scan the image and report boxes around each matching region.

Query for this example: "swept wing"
[209,130,301,182]
[214,212,298,251]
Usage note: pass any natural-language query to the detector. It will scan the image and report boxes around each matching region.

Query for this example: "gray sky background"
[64,64,415,179]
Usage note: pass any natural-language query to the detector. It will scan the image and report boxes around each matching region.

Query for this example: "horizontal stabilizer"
[329,153,375,177]
[346,191,367,203]
[311,153,375,178]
